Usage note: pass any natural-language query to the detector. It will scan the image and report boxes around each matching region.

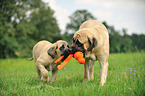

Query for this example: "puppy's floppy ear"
[88,37,97,51]
[47,46,57,59]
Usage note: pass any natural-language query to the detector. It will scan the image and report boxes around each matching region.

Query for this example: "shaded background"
[0,0,145,58]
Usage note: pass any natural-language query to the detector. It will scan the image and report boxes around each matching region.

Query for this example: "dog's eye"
[73,38,75,43]
[76,39,83,47]
[59,45,65,51]
[67,45,69,48]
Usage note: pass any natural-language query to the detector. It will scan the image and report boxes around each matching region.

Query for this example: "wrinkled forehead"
[73,34,88,44]
[56,41,68,46]
[61,42,69,47]
[56,42,69,51]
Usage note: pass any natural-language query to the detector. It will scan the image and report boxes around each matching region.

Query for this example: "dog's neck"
[85,52,96,61]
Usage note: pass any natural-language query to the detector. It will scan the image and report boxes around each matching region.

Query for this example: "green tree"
[103,22,122,53]
[103,22,132,53]
[66,10,96,33]
[64,9,96,43]
[139,34,145,51]
[131,34,145,52]
[0,0,22,58]
[119,29,132,52]
[29,4,61,42]
[0,0,61,58]
[109,26,122,53]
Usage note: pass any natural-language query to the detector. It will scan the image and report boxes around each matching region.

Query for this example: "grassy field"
[0,53,145,96]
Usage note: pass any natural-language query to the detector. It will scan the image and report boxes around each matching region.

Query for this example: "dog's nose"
[67,48,72,52]
[65,48,73,55]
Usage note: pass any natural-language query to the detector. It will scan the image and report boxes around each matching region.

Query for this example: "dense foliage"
[0,0,61,58]
[0,0,145,58]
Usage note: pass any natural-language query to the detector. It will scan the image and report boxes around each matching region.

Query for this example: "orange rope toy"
[55,51,85,70]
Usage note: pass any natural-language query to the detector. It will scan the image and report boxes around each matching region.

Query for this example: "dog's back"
[33,40,52,62]
[79,20,108,32]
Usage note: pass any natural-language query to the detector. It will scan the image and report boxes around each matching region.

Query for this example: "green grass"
[0,53,145,96]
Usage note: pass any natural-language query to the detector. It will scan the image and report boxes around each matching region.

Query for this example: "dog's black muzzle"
[61,46,85,61]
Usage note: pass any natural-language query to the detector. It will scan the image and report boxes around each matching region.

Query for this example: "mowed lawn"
[0,53,145,96]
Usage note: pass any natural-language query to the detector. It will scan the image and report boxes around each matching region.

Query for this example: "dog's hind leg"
[89,60,96,80]
[83,60,90,83]
[35,64,41,80]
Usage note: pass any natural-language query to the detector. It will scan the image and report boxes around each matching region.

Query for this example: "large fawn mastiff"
[28,40,69,83]
[71,20,109,86]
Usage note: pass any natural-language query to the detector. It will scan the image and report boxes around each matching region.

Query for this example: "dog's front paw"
[41,76,49,82]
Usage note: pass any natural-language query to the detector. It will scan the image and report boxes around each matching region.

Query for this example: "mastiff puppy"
[28,40,69,83]
[71,20,109,86]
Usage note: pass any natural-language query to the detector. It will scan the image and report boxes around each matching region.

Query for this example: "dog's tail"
[26,57,33,60]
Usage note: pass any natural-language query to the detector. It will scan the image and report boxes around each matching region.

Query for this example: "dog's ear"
[88,37,97,51]
[47,46,57,59]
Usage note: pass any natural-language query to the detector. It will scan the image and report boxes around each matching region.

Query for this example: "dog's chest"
[44,63,59,71]
[85,53,96,61]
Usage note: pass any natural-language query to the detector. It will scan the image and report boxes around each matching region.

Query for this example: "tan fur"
[31,40,68,83]
[73,20,109,86]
